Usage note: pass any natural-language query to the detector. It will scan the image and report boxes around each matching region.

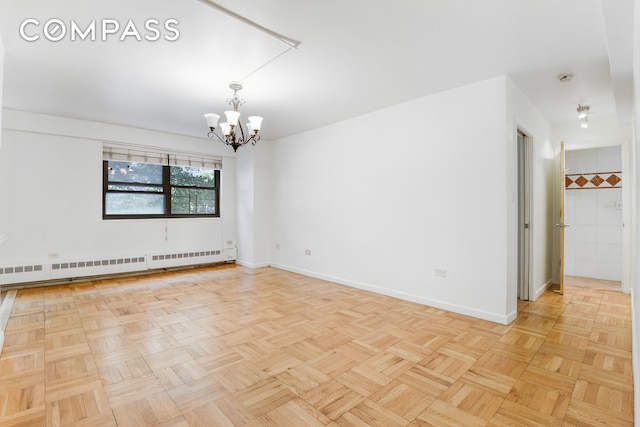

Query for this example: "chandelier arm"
[208,130,227,144]
[238,122,247,144]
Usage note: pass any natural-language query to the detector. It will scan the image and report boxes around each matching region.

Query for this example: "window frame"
[102,160,221,220]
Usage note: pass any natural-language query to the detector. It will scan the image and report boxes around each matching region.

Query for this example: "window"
[170,165,218,215]
[103,160,220,219]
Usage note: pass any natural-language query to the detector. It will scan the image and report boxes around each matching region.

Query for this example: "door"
[555,141,569,294]
[517,131,531,300]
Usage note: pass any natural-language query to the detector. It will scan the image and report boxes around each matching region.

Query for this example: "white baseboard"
[236,260,270,269]
[532,278,555,301]
[0,290,17,355]
[271,263,512,325]
[631,288,639,427]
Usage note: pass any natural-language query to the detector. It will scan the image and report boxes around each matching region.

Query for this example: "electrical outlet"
[305,249,311,256]
[435,269,447,278]
[48,253,60,260]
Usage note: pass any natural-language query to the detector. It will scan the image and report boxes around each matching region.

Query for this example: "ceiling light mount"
[204,82,263,152]
[577,104,589,118]
[228,81,243,92]
[558,73,574,83]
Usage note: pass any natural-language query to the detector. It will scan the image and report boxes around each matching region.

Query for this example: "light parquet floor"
[0,265,633,426]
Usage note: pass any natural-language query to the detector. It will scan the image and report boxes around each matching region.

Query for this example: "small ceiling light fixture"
[577,104,590,128]
[204,82,263,152]
[580,117,589,128]
[558,73,574,83]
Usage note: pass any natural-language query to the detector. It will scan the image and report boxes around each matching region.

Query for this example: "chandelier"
[204,82,263,152]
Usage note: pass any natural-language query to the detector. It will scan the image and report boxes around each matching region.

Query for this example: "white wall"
[505,78,556,303]
[0,33,3,149]
[0,109,237,283]
[0,35,5,246]
[236,148,255,266]
[235,141,272,268]
[632,0,640,423]
[0,32,4,352]
[268,76,531,324]
[564,147,623,281]
[253,142,273,266]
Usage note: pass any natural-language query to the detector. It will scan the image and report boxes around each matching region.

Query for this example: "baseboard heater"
[0,247,236,287]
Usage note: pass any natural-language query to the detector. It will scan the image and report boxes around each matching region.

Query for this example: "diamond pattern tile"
[606,174,622,187]
[566,172,623,190]
[574,176,588,187]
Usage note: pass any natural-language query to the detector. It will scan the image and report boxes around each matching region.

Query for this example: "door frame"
[560,141,630,293]
[517,129,533,301]
[557,141,567,295]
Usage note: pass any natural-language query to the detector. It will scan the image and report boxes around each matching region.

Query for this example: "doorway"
[517,130,532,300]
[563,146,623,289]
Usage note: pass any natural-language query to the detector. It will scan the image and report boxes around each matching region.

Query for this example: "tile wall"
[564,146,622,281]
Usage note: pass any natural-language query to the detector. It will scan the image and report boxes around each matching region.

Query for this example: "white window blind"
[102,143,223,169]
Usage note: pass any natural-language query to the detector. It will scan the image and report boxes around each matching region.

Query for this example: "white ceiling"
[0,0,634,141]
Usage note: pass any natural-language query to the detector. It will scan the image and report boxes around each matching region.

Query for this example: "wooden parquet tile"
[0,266,634,426]
[302,379,365,420]
[368,380,434,421]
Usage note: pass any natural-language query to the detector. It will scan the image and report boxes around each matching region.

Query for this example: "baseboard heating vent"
[147,249,225,270]
[0,264,47,285]
[0,249,230,286]
[49,255,147,280]
[0,264,44,275]
[151,250,221,261]
[51,257,145,270]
